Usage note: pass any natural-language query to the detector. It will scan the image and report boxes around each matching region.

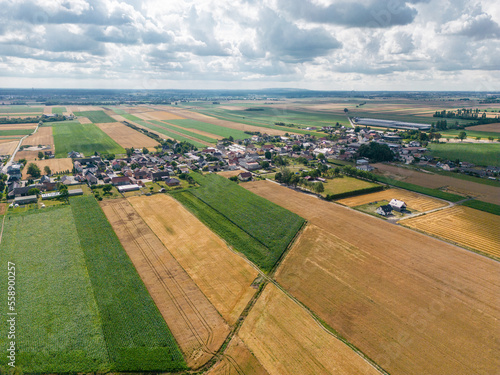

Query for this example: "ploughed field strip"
[95,122,160,148]
[129,194,258,325]
[100,199,229,369]
[244,180,500,375]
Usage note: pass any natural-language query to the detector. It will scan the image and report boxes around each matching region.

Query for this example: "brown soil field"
[0,139,19,143]
[0,141,18,155]
[78,117,92,124]
[111,115,174,141]
[22,158,73,179]
[465,123,500,133]
[0,203,6,215]
[401,206,500,259]
[239,283,382,375]
[244,180,500,375]
[373,163,500,205]
[129,194,258,325]
[100,199,229,368]
[337,188,448,212]
[166,108,290,136]
[15,150,39,161]
[96,122,159,148]
[43,106,52,114]
[206,335,269,375]
[23,127,53,146]
[217,170,243,178]
[140,110,185,121]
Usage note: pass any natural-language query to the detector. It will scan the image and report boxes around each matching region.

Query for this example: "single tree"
[38,151,44,159]
[44,166,51,175]
[457,131,467,142]
[27,163,41,178]
[102,185,112,194]
[28,188,40,196]
[264,151,272,160]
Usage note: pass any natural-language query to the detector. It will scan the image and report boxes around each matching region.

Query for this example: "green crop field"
[461,199,500,216]
[73,110,117,123]
[427,142,500,167]
[52,122,125,157]
[182,173,305,272]
[52,107,67,114]
[0,129,33,136]
[148,120,217,144]
[321,176,380,196]
[0,201,186,372]
[70,196,186,371]
[166,119,252,140]
[0,106,43,113]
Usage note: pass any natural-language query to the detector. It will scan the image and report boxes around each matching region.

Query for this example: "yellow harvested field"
[207,335,269,375]
[96,122,159,148]
[22,158,73,179]
[373,163,500,205]
[0,203,6,215]
[162,121,225,140]
[100,199,229,368]
[23,126,54,146]
[337,188,448,212]
[0,141,18,155]
[139,110,185,121]
[129,194,258,325]
[239,283,381,375]
[401,206,500,258]
[244,180,500,375]
[111,114,174,141]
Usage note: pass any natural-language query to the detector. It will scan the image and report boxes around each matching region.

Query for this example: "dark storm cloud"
[277,0,425,28]
[257,8,341,62]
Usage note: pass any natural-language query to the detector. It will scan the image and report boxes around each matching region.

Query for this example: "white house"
[389,199,407,212]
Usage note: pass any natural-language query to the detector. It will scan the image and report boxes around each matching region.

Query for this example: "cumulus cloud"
[0,0,497,89]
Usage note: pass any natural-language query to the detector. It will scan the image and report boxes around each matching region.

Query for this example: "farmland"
[337,188,448,212]
[373,163,500,205]
[0,105,43,113]
[166,118,252,140]
[51,121,125,157]
[187,173,305,272]
[0,206,110,372]
[238,283,382,375]
[22,126,53,146]
[95,122,159,148]
[0,198,186,372]
[207,336,269,375]
[427,142,500,167]
[129,194,258,325]
[321,176,380,197]
[0,128,33,136]
[244,180,500,375]
[22,158,73,179]
[100,199,229,368]
[73,110,117,123]
[0,140,18,155]
[149,120,218,143]
[401,206,500,259]
[70,196,186,371]
[52,107,67,114]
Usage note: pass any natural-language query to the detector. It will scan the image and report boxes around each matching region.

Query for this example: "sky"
[0,0,499,91]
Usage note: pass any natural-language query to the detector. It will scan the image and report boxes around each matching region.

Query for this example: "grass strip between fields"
[374,175,464,202]
[0,129,33,136]
[69,196,186,371]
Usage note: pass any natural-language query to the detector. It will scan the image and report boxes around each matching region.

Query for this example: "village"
[2,124,498,211]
